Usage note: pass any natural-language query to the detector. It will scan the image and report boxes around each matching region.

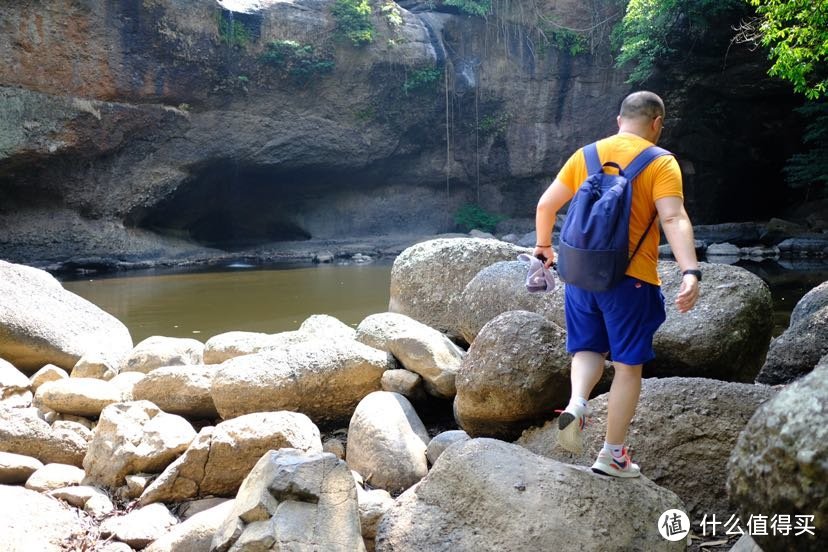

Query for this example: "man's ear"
[616,115,622,128]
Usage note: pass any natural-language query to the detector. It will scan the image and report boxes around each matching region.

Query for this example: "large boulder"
[0,261,133,374]
[347,391,430,493]
[0,485,86,552]
[454,311,571,439]
[132,364,219,419]
[650,261,773,382]
[389,238,528,341]
[355,312,463,398]
[34,377,123,417]
[139,411,322,504]
[756,280,828,384]
[83,400,197,488]
[211,339,392,423]
[0,408,88,466]
[457,260,566,343]
[123,336,204,374]
[518,377,777,523]
[375,438,686,552]
[727,355,828,552]
[212,449,365,552]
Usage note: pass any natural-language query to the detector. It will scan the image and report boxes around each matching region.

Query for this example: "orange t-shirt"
[555,133,683,286]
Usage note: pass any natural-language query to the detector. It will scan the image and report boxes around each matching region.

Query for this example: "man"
[534,91,700,478]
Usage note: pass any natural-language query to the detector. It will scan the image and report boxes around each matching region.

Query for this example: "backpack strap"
[582,142,603,175]
[624,146,673,262]
[623,145,672,181]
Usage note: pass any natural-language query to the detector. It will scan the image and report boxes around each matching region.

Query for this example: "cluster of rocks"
[1,237,826,551]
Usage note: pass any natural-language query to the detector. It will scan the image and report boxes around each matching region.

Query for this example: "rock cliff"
[0,0,802,265]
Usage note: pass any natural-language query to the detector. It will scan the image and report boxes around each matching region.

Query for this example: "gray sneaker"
[556,410,586,455]
[591,448,641,478]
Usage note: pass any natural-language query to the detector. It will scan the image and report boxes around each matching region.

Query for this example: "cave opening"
[125,160,453,250]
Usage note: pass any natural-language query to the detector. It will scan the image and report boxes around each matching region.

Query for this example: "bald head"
[619,91,665,121]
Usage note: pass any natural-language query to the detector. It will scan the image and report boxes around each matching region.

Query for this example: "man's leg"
[570,351,606,400]
[591,361,643,477]
[557,351,605,454]
[605,361,642,444]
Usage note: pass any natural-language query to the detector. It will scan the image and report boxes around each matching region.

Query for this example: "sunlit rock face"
[0,0,800,264]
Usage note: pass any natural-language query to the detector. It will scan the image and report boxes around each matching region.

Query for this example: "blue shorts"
[564,277,666,365]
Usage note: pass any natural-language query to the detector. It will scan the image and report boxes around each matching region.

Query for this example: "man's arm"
[534,179,574,267]
[655,195,700,313]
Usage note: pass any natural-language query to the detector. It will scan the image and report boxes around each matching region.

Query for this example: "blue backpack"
[556,142,672,292]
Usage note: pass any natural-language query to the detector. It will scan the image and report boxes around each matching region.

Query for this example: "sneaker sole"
[591,466,641,479]
[556,412,584,455]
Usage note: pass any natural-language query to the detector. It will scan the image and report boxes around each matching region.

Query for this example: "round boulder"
[347,391,430,493]
[457,260,566,343]
[389,238,528,341]
[123,336,204,374]
[756,279,828,384]
[132,364,218,419]
[651,261,772,382]
[727,354,828,552]
[0,260,133,374]
[454,311,570,440]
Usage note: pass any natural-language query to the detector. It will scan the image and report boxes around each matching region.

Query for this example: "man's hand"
[533,245,555,268]
[675,273,700,313]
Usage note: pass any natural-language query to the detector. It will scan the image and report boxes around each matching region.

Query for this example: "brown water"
[61,263,392,343]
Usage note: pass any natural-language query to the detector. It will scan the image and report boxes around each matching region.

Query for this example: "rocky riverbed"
[1,237,826,551]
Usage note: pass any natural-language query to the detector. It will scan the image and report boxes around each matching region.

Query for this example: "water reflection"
[62,263,392,343]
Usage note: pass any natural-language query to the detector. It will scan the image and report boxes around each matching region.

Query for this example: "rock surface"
[212,449,365,552]
[728,355,828,552]
[140,411,322,503]
[0,407,88,466]
[389,238,529,341]
[0,485,86,552]
[132,364,218,419]
[0,261,132,373]
[454,311,571,439]
[375,438,686,552]
[346,391,430,493]
[211,339,392,423]
[518,377,777,522]
[650,261,773,382]
[757,280,828,384]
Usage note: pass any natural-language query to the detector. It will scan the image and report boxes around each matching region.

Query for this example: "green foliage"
[547,27,589,56]
[331,0,375,46]
[445,0,492,17]
[478,112,510,137]
[749,0,828,100]
[613,0,743,83]
[261,40,335,81]
[402,66,442,94]
[454,203,505,233]
[218,14,249,48]
[381,1,403,28]
[784,101,828,194]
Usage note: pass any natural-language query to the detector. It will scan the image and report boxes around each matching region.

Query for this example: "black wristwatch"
[682,269,702,282]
